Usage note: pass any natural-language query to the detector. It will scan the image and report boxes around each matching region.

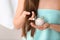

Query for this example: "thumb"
[31,11,35,18]
[28,11,35,20]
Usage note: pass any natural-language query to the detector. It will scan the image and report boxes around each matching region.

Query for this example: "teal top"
[27,9,60,40]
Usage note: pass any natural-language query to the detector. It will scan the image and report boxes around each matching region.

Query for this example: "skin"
[13,0,60,32]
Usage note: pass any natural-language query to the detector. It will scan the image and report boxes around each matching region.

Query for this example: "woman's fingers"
[43,23,50,28]
[22,11,30,17]
[31,11,35,18]
[24,11,30,15]
[28,11,35,20]
[38,23,50,30]
[30,22,44,30]
[38,26,44,30]
[30,22,50,30]
[30,22,37,29]
[30,22,49,30]
[30,22,43,30]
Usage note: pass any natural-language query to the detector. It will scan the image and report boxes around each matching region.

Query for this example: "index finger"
[31,11,35,18]
[30,22,37,29]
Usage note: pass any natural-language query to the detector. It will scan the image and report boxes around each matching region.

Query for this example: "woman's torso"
[26,9,60,40]
[39,0,60,10]
[23,0,60,40]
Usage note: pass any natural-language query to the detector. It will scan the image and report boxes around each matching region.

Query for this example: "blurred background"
[0,0,22,40]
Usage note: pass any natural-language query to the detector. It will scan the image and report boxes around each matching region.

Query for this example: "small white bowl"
[35,18,45,26]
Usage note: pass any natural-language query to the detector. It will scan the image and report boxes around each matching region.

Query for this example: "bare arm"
[49,24,60,32]
[13,0,31,29]
[15,0,25,18]
[13,0,35,30]
[13,0,25,29]
[30,22,60,32]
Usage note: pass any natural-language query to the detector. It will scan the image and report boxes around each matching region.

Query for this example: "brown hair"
[22,0,39,37]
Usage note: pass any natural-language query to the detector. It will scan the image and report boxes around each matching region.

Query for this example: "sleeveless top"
[25,9,60,40]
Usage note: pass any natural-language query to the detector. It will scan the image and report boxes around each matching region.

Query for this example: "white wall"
[0,0,22,40]
[0,0,18,29]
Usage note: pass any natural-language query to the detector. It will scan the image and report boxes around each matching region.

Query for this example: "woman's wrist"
[48,24,53,29]
[45,23,50,28]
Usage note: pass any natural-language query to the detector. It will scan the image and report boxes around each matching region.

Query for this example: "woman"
[13,0,60,40]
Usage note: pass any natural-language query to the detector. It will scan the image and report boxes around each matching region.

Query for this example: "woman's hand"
[28,11,50,30]
[30,22,50,30]
[13,11,30,29]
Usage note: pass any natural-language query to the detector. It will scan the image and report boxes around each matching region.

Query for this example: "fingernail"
[32,11,34,13]
[30,22,33,25]
[28,12,30,15]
